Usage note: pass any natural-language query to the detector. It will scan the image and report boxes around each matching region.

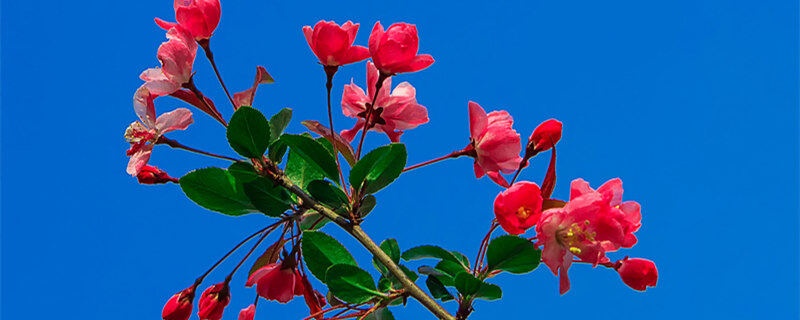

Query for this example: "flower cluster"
[124,2,658,320]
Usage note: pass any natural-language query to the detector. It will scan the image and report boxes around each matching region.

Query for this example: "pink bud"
[368,22,434,75]
[136,165,179,184]
[528,119,562,153]
[303,20,370,67]
[197,282,230,320]
[156,0,221,41]
[162,286,195,320]
[617,258,658,291]
[237,304,255,320]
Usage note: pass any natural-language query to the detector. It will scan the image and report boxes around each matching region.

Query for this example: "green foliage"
[426,276,454,301]
[281,134,340,184]
[401,245,468,269]
[227,162,260,183]
[358,195,377,217]
[301,231,357,282]
[454,272,503,300]
[349,144,407,195]
[363,308,395,320]
[241,177,293,217]
[227,106,270,158]
[268,108,292,144]
[325,264,381,304]
[307,180,348,211]
[179,168,254,216]
[486,235,541,274]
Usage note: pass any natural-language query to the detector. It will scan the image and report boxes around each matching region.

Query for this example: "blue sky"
[2,0,798,319]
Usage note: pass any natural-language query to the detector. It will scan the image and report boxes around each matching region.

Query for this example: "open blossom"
[162,286,196,320]
[141,26,198,96]
[340,62,428,142]
[494,181,544,235]
[237,304,255,320]
[467,101,523,179]
[617,258,658,291]
[197,282,230,320]
[303,20,370,66]
[156,0,221,41]
[368,22,434,75]
[536,178,642,294]
[527,119,562,154]
[137,165,179,184]
[126,86,193,176]
[246,261,304,303]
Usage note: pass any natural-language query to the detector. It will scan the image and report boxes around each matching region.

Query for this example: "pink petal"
[569,178,593,200]
[341,81,368,117]
[233,66,274,109]
[391,54,435,74]
[127,144,154,176]
[342,21,359,45]
[246,264,278,287]
[154,18,179,31]
[368,22,385,57]
[156,108,194,133]
[340,120,365,142]
[468,101,488,141]
[487,171,510,188]
[473,161,485,179]
[339,45,370,65]
[133,86,157,128]
[597,178,624,205]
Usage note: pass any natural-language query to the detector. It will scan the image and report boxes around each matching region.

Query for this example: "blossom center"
[555,220,596,255]
[516,206,533,219]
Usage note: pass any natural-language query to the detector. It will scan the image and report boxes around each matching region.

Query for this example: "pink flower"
[616,258,658,291]
[528,119,562,153]
[300,275,326,320]
[368,22,434,75]
[494,181,544,235]
[197,282,230,320]
[141,27,198,96]
[303,20,370,66]
[535,178,642,294]
[467,101,523,179]
[155,0,221,41]
[237,304,255,320]
[246,261,304,303]
[126,86,193,176]
[340,62,428,142]
[162,286,196,320]
[137,165,179,184]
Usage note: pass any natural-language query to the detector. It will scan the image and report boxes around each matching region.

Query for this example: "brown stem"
[183,78,228,126]
[157,136,240,162]
[324,66,350,200]
[473,221,499,274]
[403,149,470,173]
[225,221,286,282]
[355,72,390,160]
[198,39,236,108]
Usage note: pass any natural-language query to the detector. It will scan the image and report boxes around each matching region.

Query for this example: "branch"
[264,169,456,320]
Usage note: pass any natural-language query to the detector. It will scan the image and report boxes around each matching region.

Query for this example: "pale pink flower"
[141,27,198,96]
[535,178,642,294]
[368,22,434,75]
[340,62,428,142]
[303,20,370,66]
[467,101,522,179]
[126,86,193,176]
[155,0,221,41]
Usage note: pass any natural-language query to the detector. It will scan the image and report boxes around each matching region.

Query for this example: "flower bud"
[527,119,562,154]
[368,22,434,75]
[617,258,658,291]
[137,165,179,184]
[238,304,255,320]
[197,282,230,320]
[303,20,370,66]
[156,0,221,41]
[162,286,196,320]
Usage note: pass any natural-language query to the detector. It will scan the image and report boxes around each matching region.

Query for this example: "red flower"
[494,181,544,235]
[197,282,230,320]
[162,286,196,320]
[303,20,370,67]
[617,258,658,291]
[467,101,523,180]
[137,165,179,184]
[528,119,562,153]
[237,304,255,320]
[246,261,304,303]
[156,0,221,41]
[368,22,434,75]
[141,26,198,96]
[340,62,429,142]
[301,275,326,320]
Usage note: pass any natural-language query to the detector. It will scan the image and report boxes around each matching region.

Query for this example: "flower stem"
[324,66,351,200]
[184,78,228,126]
[198,39,236,108]
[403,149,469,173]
[355,72,390,160]
[473,221,498,274]
[225,221,286,282]
[158,136,240,162]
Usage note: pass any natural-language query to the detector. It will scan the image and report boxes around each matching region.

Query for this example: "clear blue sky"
[2,0,798,319]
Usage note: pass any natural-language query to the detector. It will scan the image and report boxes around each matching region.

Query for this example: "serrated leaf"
[179,168,254,215]
[301,120,357,166]
[285,148,324,190]
[349,144,407,195]
[454,273,483,297]
[268,139,288,164]
[281,134,339,184]
[299,211,331,231]
[450,251,470,269]
[436,260,468,280]
[228,162,260,183]
[358,195,377,218]
[302,231,357,282]
[325,264,381,303]
[486,235,541,274]
[248,239,286,276]
[307,180,348,210]
[474,282,502,301]
[426,276,454,301]
[380,239,401,263]
[401,245,466,268]
[268,108,292,144]
[227,106,270,158]
[242,177,293,217]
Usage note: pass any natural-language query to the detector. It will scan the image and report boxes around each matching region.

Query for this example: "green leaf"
[228,162,260,183]
[301,120,357,166]
[227,106,270,158]
[474,282,502,301]
[401,245,466,268]
[454,272,483,297]
[285,148,324,190]
[418,266,455,286]
[380,239,401,263]
[302,231,357,282]
[325,264,381,304]
[281,134,340,184]
[179,168,254,216]
[426,276,454,302]
[299,211,331,231]
[486,235,541,274]
[450,251,470,269]
[307,180,348,210]
[268,108,292,144]
[349,144,407,194]
[268,139,288,164]
[377,265,418,291]
[363,308,395,320]
[435,260,468,280]
[358,195,377,218]
[242,177,293,217]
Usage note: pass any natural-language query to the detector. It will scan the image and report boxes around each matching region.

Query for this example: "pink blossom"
[303,20,370,66]
[467,101,523,179]
[616,258,658,291]
[368,22,434,75]
[197,282,230,320]
[246,261,304,303]
[233,66,274,110]
[155,0,221,41]
[126,86,193,176]
[141,27,198,96]
[137,165,179,184]
[535,178,642,294]
[162,286,196,320]
[527,119,562,153]
[494,181,544,235]
[340,62,428,142]
[237,304,255,320]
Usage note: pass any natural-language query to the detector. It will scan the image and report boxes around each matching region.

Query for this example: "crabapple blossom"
[141,26,198,96]
[136,165,179,184]
[527,119,562,154]
[466,101,523,180]
[162,286,196,320]
[368,22,434,75]
[493,181,544,235]
[616,258,658,291]
[237,304,255,320]
[197,282,230,320]
[155,0,221,41]
[246,261,304,303]
[303,20,370,67]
